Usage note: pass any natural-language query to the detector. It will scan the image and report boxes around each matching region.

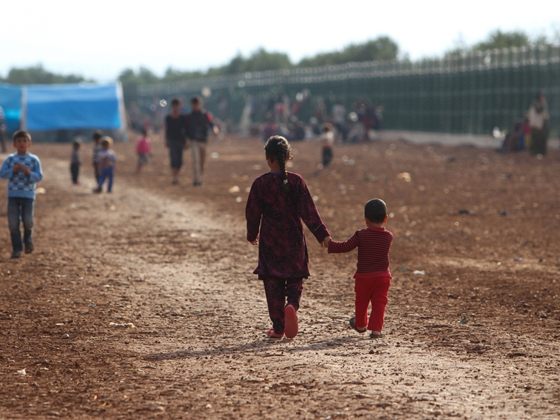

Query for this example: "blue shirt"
[0,153,43,199]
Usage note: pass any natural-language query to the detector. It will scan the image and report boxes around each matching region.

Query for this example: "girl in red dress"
[246,136,331,339]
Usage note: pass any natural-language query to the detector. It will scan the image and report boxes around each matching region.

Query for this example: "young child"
[185,95,219,186]
[0,130,43,258]
[93,137,116,193]
[92,130,103,183]
[70,140,82,185]
[136,128,152,173]
[325,199,393,338]
[321,123,334,168]
[246,135,330,339]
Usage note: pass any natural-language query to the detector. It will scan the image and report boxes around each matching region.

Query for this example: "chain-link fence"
[138,45,560,136]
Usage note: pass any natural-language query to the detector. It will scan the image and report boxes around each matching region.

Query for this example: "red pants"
[354,276,391,332]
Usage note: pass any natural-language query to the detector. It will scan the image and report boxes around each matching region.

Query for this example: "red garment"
[328,226,393,278]
[246,172,330,279]
[135,136,152,155]
[355,275,391,331]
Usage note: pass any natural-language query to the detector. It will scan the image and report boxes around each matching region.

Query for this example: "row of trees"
[0,64,91,85]
[2,29,558,88]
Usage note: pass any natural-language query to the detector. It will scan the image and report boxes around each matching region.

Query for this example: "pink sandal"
[267,328,284,339]
[284,305,299,339]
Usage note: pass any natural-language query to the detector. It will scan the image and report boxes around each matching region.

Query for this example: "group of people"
[165,96,218,186]
[69,130,121,193]
[246,136,393,339]
[498,92,551,156]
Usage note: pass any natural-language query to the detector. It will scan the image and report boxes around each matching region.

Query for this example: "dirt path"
[1,138,559,419]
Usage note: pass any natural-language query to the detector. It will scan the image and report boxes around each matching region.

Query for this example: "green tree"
[6,64,89,84]
[298,36,399,67]
[473,30,530,51]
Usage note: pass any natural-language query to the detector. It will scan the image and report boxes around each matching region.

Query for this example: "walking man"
[185,96,218,186]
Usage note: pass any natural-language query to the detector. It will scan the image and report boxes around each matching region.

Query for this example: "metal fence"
[138,45,560,136]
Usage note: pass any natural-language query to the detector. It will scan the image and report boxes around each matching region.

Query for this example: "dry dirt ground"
[0,133,559,419]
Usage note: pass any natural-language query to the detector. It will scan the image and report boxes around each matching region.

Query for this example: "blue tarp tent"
[0,84,24,134]
[0,82,126,139]
[25,83,125,131]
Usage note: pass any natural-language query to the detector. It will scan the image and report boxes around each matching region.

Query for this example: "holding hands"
[321,236,331,248]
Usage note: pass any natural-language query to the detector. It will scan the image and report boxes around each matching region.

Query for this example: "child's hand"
[13,163,21,173]
[21,166,31,176]
[321,236,332,248]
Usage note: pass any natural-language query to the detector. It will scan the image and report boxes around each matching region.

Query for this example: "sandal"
[284,305,299,339]
[267,328,284,339]
[349,318,367,333]
[370,332,383,339]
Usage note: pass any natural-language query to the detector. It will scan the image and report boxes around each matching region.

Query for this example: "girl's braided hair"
[264,135,292,194]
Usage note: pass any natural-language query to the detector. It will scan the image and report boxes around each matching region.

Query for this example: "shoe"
[284,304,298,339]
[172,179,179,185]
[24,243,34,254]
[266,328,283,339]
[11,251,21,259]
[93,187,102,194]
[193,181,203,187]
[349,318,367,333]
[370,332,383,339]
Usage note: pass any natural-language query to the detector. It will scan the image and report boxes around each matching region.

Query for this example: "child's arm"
[0,157,13,179]
[27,158,43,183]
[245,180,262,245]
[328,232,359,254]
[296,178,330,243]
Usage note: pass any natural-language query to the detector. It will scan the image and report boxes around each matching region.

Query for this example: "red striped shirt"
[328,226,393,278]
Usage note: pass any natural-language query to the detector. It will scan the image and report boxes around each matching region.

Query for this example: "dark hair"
[322,123,332,133]
[101,136,112,147]
[365,198,387,223]
[72,140,82,147]
[13,130,31,142]
[264,136,292,194]
[171,98,180,106]
[141,128,147,136]
[92,130,103,141]
[191,95,201,105]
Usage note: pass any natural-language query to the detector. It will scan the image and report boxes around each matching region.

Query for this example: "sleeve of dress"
[245,178,262,242]
[296,177,330,243]
[328,232,359,254]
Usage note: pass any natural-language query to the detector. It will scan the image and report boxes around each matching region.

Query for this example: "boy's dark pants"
[70,162,80,184]
[8,197,34,253]
[263,276,303,334]
[322,147,333,167]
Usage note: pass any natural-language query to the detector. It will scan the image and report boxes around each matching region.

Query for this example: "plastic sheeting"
[0,84,23,134]
[25,83,124,131]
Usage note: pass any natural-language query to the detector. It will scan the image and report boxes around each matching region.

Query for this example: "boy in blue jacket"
[0,130,43,258]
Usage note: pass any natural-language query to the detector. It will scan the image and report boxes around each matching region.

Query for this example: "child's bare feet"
[266,328,283,339]
[284,304,298,338]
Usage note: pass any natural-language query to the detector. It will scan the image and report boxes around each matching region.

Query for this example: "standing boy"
[325,199,393,338]
[0,130,43,258]
[70,140,82,185]
[185,95,218,186]
[92,130,103,183]
[93,137,116,193]
[165,98,187,185]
